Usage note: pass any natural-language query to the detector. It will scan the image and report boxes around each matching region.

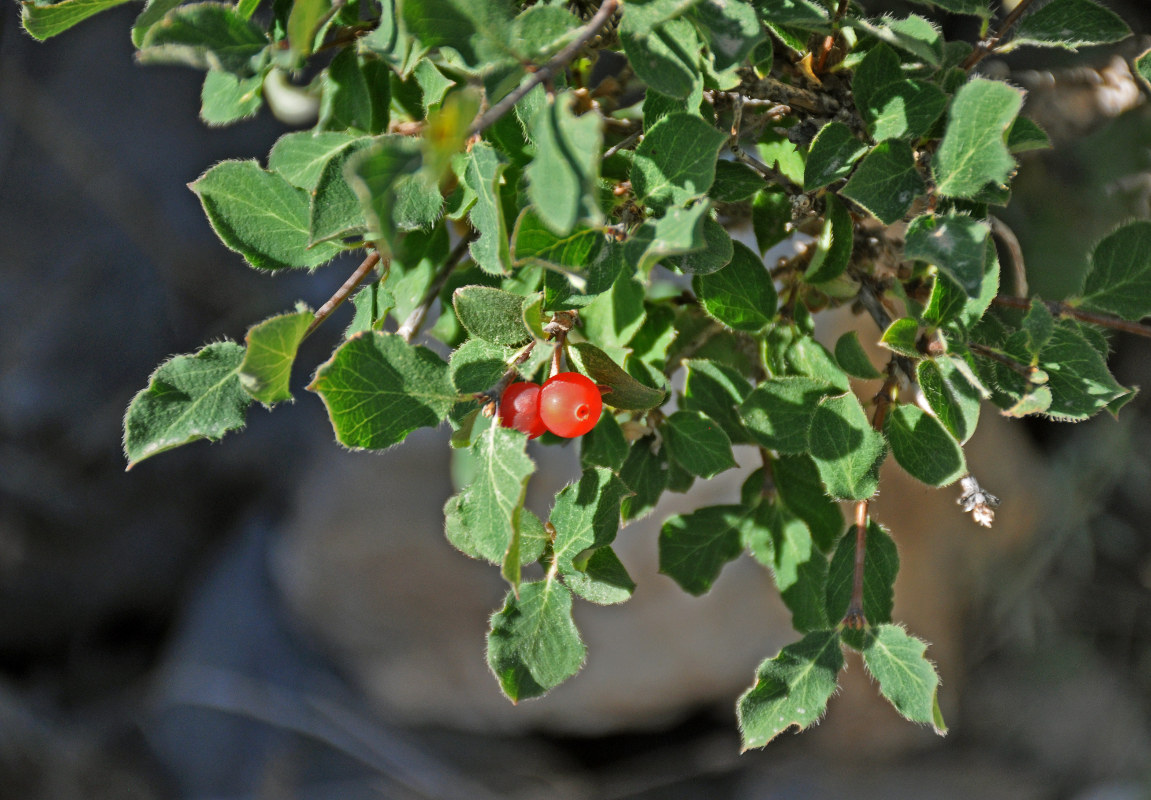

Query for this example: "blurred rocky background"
[2,1,1151,798]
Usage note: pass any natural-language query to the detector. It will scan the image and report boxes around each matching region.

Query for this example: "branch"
[468,0,620,136]
[961,0,1039,71]
[992,295,1151,339]
[397,235,474,343]
[304,250,382,338]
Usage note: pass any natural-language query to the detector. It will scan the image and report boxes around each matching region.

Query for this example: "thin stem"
[468,0,620,136]
[397,235,473,343]
[992,295,1151,339]
[967,341,1040,379]
[731,145,797,190]
[304,250,382,339]
[478,341,538,406]
[603,130,641,160]
[961,0,1039,71]
[990,217,1028,296]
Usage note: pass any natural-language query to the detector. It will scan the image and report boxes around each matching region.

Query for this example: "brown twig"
[304,250,382,338]
[961,0,1039,71]
[990,217,1027,296]
[397,235,473,342]
[468,0,620,136]
[991,296,1151,339]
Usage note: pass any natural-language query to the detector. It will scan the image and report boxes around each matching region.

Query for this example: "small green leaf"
[625,203,711,274]
[452,286,533,347]
[904,0,989,17]
[863,624,947,734]
[449,338,514,394]
[269,132,362,191]
[1022,298,1056,355]
[346,279,395,338]
[844,14,945,67]
[659,503,753,595]
[804,193,853,284]
[402,0,515,68]
[620,437,670,521]
[568,342,668,410]
[691,0,764,71]
[238,308,313,405]
[287,0,329,58]
[852,43,947,142]
[710,160,766,202]
[808,393,887,501]
[737,631,844,751]
[662,410,738,478]
[921,271,968,327]
[842,140,924,224]
[917,357,981,444]
[747,503,831,632]
[124,342,251,468]
[580,411,629,472]
[131,0,182,46]
[934,78,1023,199]
[564,546,636,605]
[347,137,437,256]
[200,69,264,127]
[905,213,991,298]
[747,0,829,29]
[621,0,703,30]
[676,216,735,275]
[309,137,376,245]
[579,272,647,351]
[632,112,728,213]
[309,332,458,450]
[776,331,852,392]
[880,317,920,357]
[773,454,843,554]
[1011,0,1131,51]
[549,467,632,577]
[884,404,966,487]
[1078,220,1151,320]
[834,331,882,380]
[803,122,867,191]
[692,241,777,332]
[1007,116,1051,153]
[682,359,753,444]
[509,4,582,61]
[752,190,792,254]
[137,2,269,74]
[1037,323,1130,420]
[463,143,512,275]
[190,161,344,271]
[511,210,607,286]
[318,50,390,135]
[740,377,836,454]
[525,92,604,235]
[825,521,899,626]
[1136,49,1151,90]
[487,578,586,702]
[620,17,703,100]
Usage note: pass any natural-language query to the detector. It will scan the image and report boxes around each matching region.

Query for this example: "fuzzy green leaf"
[401,0,515,68]
[804,193,853,284]
[269,132,362,191]
[825,521,899,626]
[737,631,844,750]
[659,503,753,595]
[905,213,991,298]
[137,2,269,74]
[834,331,882,380]
[905,0,989,16]
[632,112,729,213]
[747,0,829,29]
[1078,220,1151,320]
[691,0,764,71]
[346,280,395,338]
[804,122,867,191]
[123,342,250,468]
[752,190,792,254]
[662,410,738,478]
[309,332,458,450]
[309,137,376,245]
[1011,0,1131,51]
[452,286,533,346]
[549,467,632,580]
[580,412,629,472]
[568,342,668,410]
[676,216,735,275]
[682,359,753,444]
[449,338,514,394]
[21,0,134,40]
[525,93,604,236]
[238,309,312,405]
[620,437,670,521]
[885,405,966,487]
[1007,116,1052,153]
[844,14,945,67]
[917,357,981,444]
[710,160,767,202]
[852,43,947,142]
[190,160,344,270]
[747,504,831,632]
[842,140,924,225]
[808,393,887,501]
[579,273,647,351]
[620,17,703,100]
[773,454,843,554]
[317,50,390,135]
[692,240,777,332]
[880,317,921,357]
[625,203,712,274]
[933,78,1023,199]
[200,69,264,126]
[863,624,947,734]
[463,143,512,275]
[740,377,836,454]
[564,546,636,606]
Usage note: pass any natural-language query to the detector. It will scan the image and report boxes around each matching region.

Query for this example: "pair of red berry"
[498,372,603,439]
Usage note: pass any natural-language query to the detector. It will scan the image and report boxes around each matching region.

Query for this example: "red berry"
[539,372,603,438]
[498,382,547,439]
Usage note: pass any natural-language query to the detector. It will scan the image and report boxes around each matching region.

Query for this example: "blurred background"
[2,1,1151,797]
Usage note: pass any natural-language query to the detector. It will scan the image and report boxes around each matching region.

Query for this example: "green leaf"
[844,15,945,67]
[904,0,989,17]
[1078,220,1151,320]
[632,112,729,213]
[131,0,182,46]
[462,143,512,275]
[563,546,636,605]
[1007,116,1051,153]
[549,467,632,578]
[317,50,390,135]
[579,273,647,351]
[933,78,1023,199]
[682,359,753,444]
[269,132,362,191]
[620,17,703,100]
[137,2,269,74]
[402,0,515,69]
[825,521,899,626]
[804,193,853,284]
[752,190,792,254]
[690,0,764,72]
[905,213,991,298]
[1136,49,1151,91]
[737,631,844,750]
[617,440,666,520]
[852,44,947,142]
[1011,0,1131,51]
[190,161,344,271]
[842,140,924,225]
[449,338,514,394]
[346,137,437,256]
[309,332,458,450]
[803,122,867,192]
[487,578,586,702]
[580,411,629,472]
[525,93,604,235]
[676,216,735,276]
[863,625,947,734]
[20,0,137,41]
[662,410,738,478]
[452,286,533,346]
[747,0,829,29]
[834,331,882,380]
[622,0,703,30]
[692,240,777,332]
[287,0,329,58]
[1037,323,1130,420]
[449,423,536,565]
[884,404,966,487]
[710,160,766,203]
[917,357,981,444]
[238,308,312,405]
[659,504,752,595]
[775,330,852,392]
[509,4,582,61]
[123,342,250,468]
[309,137,377,245]
[200,69,264,127]
[346,280,395,338]
[740,377,836,454]
[747,503,831,632]
[511,210,607,279]
[773,454,843,553]
[568,342,668,410]
[624,203,711,274]
[808,393,887,501]
[1022,299,1056,355]
[361,0,424,77]
[880,317,920,357]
